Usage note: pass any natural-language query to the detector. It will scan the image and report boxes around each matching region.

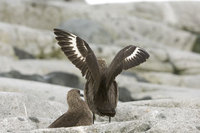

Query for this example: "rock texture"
[0,1,199,52]
[0,0,200,132]
[0,70,80,88]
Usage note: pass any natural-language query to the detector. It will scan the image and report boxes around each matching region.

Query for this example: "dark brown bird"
[48,89,92,128]
[54,29,150,123]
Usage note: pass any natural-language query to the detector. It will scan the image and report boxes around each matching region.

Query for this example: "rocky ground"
[0,0,200,132]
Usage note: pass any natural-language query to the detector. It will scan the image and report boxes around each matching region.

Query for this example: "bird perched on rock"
[48,89,92,128]
[54,29,150,123]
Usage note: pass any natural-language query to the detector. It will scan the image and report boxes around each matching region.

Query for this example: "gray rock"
[0,42,15,58]
[0,56,81,76]
[31,99,200,133]
[13,47,35,59]
[118,87,134,102]
[0,92,67,119]
[193,35,200,53]
[1,78,200,132]
[59,19,113,44]
[0,70,81,88]
[170,2,200,33]
[0,117,35,132]
[127,82,200,100]
[119,86,151,102]
[0,1,197,51]
[105,16,196,51]
[0,77,72,104]
[0,70,46,82]
[138,72,200,89]
[0,92,68,132]
[0,22,57,58]
[31,121,152,133]
[45,71,80,88]
[105,2,200,34]
[167,49,200,75]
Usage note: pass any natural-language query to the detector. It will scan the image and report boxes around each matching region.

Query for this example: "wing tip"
[53,28,62,33]
[137,46,150,59]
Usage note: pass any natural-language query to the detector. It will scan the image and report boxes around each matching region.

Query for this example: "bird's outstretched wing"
[106,45,150,88]
[54,29,100,83]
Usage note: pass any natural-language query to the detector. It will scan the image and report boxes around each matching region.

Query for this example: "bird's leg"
[109,117,111,123]
[93,113,95,124]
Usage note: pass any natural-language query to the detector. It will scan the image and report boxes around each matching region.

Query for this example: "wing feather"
[54,29,100,83]
[106,45,149,88]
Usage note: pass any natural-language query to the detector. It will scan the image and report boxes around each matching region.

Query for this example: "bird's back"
[84,59,118,117]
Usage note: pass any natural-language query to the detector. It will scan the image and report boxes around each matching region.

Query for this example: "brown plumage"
[48,89,92,128]
[54,29,150,123]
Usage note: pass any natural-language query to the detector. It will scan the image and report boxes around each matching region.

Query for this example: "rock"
[0,70,46,82]
[0,92,67,132]
[105,16,196,51]
[167,49,200,75]
[0,1,197,51]
[0,42,15,58]
[59,19,113,44]
[115,73,200,100]
[0,22,58,58]
[0,56,80,75]
[31,121,151,133]
[193,35,200,53]
[45,71,80,88]
[138,72,181,86]
[119,86,151,102]
[138,72,200,89]
[0,0,88,29]
[1,78,200,132]
[31,99,200,133]
[0,70,81,88]
[170,2,200,33]
[0,77,73,104]
[180,75,200,89]
[126,82,200,100]
[118,87,134,102]
[13,47,35,59]
[0,117,35,132]
[122,72,148,83]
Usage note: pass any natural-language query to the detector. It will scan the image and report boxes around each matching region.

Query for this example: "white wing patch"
[68,34,85,61]
[125,47,140,61]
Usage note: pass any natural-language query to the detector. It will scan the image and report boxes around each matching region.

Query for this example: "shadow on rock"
[119,86,152,102]
[14,47,35,59]
[0,70,80,88]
